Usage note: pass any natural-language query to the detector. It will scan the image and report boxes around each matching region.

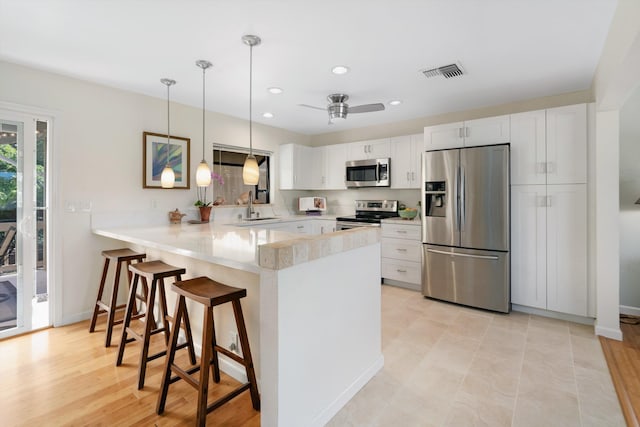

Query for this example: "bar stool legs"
[157,277,260,426]
[89,249,146,347]
[116,260,196,390]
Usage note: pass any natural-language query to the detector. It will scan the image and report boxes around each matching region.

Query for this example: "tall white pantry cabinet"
[510,104,589,317]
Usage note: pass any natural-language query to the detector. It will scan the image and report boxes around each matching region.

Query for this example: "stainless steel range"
[336,200,399,230]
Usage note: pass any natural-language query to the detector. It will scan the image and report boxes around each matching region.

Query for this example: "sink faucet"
[247,190,255,218]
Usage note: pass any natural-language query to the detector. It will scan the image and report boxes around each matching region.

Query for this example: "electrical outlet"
[229,331,239,353]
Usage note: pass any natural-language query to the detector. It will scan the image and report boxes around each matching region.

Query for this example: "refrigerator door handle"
[455,166,460,232]
[427,248,499,261]
[460,166,466,232]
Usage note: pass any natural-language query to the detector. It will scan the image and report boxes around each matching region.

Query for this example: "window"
[211,145,271,205]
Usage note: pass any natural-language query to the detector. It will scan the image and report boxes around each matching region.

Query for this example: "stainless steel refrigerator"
[421,144,510,313]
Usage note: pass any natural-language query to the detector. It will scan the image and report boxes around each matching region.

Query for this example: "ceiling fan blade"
[349,103,385,114]
[298,103,327,111]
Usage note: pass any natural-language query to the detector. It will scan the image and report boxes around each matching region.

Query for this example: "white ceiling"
[0,0,617,136]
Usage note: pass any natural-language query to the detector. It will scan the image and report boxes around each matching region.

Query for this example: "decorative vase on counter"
[199,206,212,223]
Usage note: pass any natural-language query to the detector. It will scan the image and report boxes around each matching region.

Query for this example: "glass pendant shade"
[196,159,212,186]
[242,155,260,185]
[161,164,175,188]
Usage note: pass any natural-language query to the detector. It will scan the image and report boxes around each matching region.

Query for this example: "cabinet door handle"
[407,172,410,181]
[537,162,547,174]
[396,248,407,252]
[458,127,464,138]
[547,162,555,174]
[297,225,304,229]
[412,172,416,181]
[547,196,552,207]
[396,269,407,273]
[396,230,407,234]
[537,196,546,207]
[465,127,470,138]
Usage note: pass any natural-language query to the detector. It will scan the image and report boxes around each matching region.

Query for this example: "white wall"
[0,60,309,325]
[619,86,640,311]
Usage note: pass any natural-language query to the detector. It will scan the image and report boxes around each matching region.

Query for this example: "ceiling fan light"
[243,155,260,185]
[161,164,175,188]
[196,159,212,187]
[328,103,348,121]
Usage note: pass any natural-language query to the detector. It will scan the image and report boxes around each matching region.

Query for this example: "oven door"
[345,159,390,188]
[336,221,380,230]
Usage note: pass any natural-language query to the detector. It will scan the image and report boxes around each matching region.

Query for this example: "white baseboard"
[511,304,594,325]
[60,310,92,326]
[620,305,640,316]
[309,355,385,427]
[595,324,623,341]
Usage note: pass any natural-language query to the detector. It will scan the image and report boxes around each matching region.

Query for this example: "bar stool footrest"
[206,383,253,414]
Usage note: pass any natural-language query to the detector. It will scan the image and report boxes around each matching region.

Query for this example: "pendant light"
[195,60,213,187]
[242,35,261,186]
[160,78,176,188]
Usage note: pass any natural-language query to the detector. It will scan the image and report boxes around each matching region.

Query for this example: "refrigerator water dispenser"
[425,181,446,217]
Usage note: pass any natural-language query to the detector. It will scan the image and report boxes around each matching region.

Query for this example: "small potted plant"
[195,172,224,222]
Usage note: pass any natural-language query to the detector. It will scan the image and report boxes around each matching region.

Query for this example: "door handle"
[427,248,499,260]
[407,172,410,181]
[465,127,470,138]
[458,127,464,138]
[396,248,407,252]
[459,166,466,232]
[396,269,407,273]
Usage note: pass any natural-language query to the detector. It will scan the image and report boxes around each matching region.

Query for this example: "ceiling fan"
[299,93,385,123]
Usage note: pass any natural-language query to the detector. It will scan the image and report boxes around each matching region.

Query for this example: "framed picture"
[143,131,190,189]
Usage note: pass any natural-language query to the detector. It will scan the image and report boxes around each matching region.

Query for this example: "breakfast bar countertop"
[92,222,300,274]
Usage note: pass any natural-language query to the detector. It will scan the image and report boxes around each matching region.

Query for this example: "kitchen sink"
[242,217,278,222]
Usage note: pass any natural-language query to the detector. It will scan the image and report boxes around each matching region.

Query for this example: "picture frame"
[143,131,190,189]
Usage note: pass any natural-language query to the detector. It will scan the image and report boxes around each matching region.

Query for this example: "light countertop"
[93,215,377,273]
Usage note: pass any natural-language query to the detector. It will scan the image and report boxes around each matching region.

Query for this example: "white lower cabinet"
[381,222,422,291]
[511,184,587,316]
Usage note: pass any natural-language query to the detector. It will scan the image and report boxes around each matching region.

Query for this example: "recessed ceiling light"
[331,65,350,75]
[389,100,402,106]
[267,87,283,94]
[263,112,274,119]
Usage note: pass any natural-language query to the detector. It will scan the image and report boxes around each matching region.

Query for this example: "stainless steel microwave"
[345,158,390,188]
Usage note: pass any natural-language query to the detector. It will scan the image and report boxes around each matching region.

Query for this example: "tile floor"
[328,285,624,427]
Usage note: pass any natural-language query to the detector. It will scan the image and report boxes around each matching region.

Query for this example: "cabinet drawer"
[381,224,421,240]
[381,238,422,262]
[381,259,421,285]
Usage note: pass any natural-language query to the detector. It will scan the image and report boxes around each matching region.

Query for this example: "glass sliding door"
[0,112,50,337]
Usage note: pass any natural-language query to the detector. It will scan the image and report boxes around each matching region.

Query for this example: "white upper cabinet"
[424,122,464,150]
[546,104,587,185]
[391,134,424,189]
[322,144,347,190]
[464,115,510,147]
[510,104,587,186]
[347,138,391,160]
[279,143,315,190]
[510,110,546,185]
[424,115,510,150]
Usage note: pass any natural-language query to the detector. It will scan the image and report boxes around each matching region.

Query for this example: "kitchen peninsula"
[92,215,383,427]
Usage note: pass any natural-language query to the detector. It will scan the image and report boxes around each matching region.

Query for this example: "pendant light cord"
[249,42,253,157]
[202,66,206,160]
[166,82,171,165]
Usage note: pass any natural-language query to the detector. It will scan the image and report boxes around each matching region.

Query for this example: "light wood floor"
[0,319,260,426]
[601,317,640,427]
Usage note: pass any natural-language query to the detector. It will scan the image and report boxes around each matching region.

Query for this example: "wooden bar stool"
[89,248,146,347]
[156,276,260,426]
[116,260,197,390]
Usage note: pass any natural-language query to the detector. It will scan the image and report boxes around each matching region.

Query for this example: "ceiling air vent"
[421,63,464,79]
